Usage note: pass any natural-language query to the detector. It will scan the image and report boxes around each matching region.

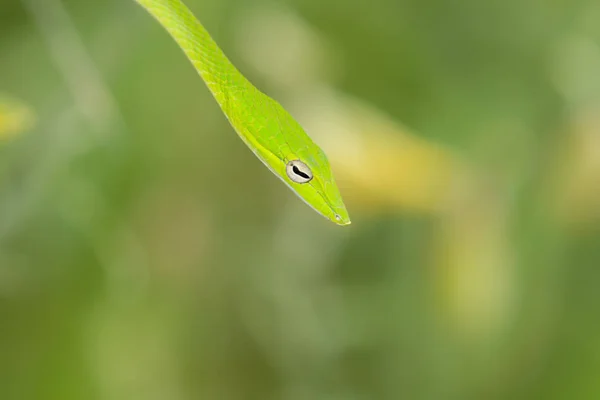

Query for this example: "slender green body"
[135,0,350,225]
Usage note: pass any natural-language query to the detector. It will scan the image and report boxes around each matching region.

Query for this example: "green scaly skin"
[135,0,350,225]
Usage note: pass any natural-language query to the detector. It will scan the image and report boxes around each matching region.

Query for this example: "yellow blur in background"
[1,0,600,399]
[0,95,36,141]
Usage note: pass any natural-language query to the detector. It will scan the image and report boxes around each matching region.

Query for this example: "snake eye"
[286,160,313,183]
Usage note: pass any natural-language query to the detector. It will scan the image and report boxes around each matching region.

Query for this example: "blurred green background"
[2,0,600,399]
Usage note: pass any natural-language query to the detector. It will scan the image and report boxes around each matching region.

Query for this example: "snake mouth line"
[310,182,350,225]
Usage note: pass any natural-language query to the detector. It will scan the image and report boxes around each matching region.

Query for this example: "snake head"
[280,152,351,226]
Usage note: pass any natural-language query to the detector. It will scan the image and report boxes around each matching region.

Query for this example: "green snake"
[135,0,351,225]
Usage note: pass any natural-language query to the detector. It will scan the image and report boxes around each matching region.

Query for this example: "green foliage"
[1,0,600,399]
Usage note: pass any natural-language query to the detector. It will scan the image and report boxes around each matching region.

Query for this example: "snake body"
[135,0,350,225]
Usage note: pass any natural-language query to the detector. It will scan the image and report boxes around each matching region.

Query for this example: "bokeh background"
[2,0,600,399]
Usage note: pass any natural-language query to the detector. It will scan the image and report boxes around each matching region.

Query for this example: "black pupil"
[292,165,310,180]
